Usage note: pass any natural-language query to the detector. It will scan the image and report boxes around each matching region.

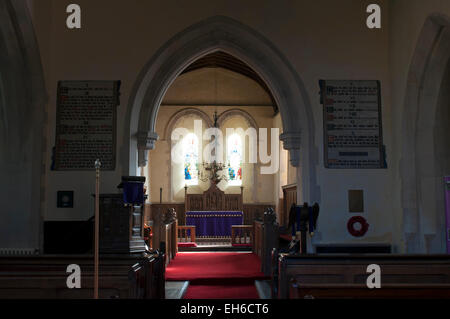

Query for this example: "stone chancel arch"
[126,15,319,204]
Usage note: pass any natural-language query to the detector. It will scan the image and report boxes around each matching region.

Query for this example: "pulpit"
[98,176,147,253]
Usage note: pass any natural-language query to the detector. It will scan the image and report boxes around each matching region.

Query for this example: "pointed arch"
[400,13,450,253]
[125,15,319,203]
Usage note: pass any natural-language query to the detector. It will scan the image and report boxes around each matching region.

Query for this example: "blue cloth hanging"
[292,206,301,236]
[123,181,144,205]
[308,206,314,234]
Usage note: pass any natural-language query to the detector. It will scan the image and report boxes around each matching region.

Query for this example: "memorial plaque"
[54,80,120,170]
[348,189,364,213]
[319,80,384,169]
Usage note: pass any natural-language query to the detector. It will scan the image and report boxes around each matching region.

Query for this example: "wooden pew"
[150,206,180,255]
[251,208,279,276]
[277,254,450,299]
[289,281,450,299]
[253,220,263,257]
[128,252,165,299]
[151,207,178,265]
[0,252,165,299]
[161,219,177,266]
[281,184,296,228]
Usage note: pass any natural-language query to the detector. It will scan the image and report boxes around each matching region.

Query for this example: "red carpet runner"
[166,252,267,299]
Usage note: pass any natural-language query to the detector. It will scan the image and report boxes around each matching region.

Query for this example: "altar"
[186,211,243,238]
[184,184,244,239]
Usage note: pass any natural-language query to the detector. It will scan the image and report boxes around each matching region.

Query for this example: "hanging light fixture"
[199,111,229,184]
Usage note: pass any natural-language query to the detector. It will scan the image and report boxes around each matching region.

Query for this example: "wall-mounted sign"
[54,80,120,170]
[319,80,384,169]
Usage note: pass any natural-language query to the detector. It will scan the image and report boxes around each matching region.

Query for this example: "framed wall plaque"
[54,80,120,170]
[319,80,384,169]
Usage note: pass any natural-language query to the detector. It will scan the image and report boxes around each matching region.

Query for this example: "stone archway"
[125,15,319,204]
[163,108,213,141]
[0,0,47,251]
[400,13,450,253]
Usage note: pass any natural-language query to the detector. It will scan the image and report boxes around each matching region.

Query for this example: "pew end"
[289,280,450,299]
[277,254,450,299]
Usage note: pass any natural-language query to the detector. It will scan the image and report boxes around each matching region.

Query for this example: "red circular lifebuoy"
[347,216,369,237]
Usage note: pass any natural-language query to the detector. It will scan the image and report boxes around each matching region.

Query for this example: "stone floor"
[165,281,189,299]
[165,280,271,299]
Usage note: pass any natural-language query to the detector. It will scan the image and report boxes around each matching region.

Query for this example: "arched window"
[227,133,242,186]
[183,133,199,185]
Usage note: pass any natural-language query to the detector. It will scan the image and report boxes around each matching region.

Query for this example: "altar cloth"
[185,211,243,237]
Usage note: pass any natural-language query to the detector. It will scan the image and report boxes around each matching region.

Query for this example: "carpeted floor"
[166,252,266,299]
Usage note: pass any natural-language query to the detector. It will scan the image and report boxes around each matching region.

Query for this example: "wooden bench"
[251,208,278,276]
[161,219,177,266]
[277,254,450,299]
[289,281,450,299]
[0,252,165,299]
[128,252,165,299]
[150,207,178,263]
[253,221,263,257]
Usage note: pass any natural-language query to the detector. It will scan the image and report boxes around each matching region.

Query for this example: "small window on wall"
[183,133,199,186]
[227,133,242,186]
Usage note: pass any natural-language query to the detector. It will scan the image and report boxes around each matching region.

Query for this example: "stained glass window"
[183,133,199,185]
[227,133,242,186]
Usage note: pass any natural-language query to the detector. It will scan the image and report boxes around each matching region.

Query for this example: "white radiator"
[0,248,38,255]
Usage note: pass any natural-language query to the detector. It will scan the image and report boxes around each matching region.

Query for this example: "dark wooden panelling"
[282,184,297,228]
[185,184,243,212]
[0,254,165,299]
[243,204,275,225]
[278,254,450,299]
[150,203,185,225]
[149,202,274,227]
[44,220,93,254]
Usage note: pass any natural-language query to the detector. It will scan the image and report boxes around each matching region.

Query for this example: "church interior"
[0,0,450,301]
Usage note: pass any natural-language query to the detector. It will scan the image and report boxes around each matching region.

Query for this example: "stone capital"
[280,131,302,167]
[137,131,159,167]
[137,131,159,150]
